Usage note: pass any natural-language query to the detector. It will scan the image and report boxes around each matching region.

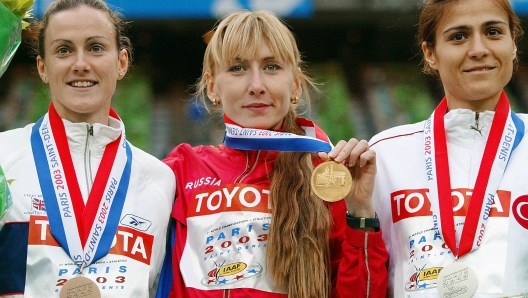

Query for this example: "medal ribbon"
[224,117,333,152]
[424,90,524,258]
[31,103,132,267]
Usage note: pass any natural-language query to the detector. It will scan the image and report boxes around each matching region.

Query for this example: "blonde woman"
[159,10,388,298]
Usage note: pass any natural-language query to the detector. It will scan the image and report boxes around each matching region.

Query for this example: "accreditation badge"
[437,262,477,298]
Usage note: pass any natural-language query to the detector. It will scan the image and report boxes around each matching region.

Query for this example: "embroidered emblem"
[201,261,263,286]
[120,214,152,232]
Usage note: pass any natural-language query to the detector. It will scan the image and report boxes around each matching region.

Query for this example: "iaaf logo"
[391,188,511,223]
[201,260,263,286]
[405,264,441,291]
[188,184,270,217]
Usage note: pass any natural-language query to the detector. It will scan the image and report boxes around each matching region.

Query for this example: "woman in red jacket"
[159,10,388,298]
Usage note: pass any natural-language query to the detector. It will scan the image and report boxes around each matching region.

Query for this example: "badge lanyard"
[223,116,333,152]
[31,103,132,268]
[424,90,524,258]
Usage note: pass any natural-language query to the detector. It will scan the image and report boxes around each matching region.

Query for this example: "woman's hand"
[318,138,376,218]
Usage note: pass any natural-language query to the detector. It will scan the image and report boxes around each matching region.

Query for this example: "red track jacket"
[159,143,388,298]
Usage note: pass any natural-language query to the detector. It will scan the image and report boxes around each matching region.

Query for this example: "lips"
[69,81,96,87]
[464,66,495,72]
[245,103,270,108]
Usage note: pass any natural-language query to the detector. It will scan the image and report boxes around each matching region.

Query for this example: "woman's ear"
[422,41,438,70]
[205,72,216,103]
[292,69,302,99]
[117,49,129,80]
[36,55,48,83]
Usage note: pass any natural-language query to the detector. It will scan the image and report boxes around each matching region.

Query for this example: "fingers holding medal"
[313,139,376,205]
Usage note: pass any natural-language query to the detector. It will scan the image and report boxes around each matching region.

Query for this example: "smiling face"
[37,5,128,124]
[206,40,301,130]
[422,0,517,111]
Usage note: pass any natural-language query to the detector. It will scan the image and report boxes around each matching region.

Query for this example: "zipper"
[234,150,261,183]
[470,112,483,136]
[84,124,94,194]
[225,151,261,298]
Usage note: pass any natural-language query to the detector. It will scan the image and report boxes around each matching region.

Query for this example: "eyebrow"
[50,36,109,46]
[442,20,508,35]
[231,56,278,64]
[50,39,73,46]
[261,56,277,62]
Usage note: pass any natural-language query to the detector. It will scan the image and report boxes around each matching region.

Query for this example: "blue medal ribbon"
[223,118,333,152]
[31,106,132,266]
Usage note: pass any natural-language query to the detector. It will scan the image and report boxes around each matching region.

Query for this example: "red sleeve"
[329,202,389,298]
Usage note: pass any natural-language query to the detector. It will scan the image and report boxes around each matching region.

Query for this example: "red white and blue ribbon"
[223,116,333,152]
[424,90,524,258]
[31,103,132,267]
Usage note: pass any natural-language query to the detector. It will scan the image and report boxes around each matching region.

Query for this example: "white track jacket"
[371,107,528,297]
[0,116,175,297]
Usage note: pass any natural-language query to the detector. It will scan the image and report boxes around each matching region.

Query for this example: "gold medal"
[60,276,101,298]
[310,161,353,202]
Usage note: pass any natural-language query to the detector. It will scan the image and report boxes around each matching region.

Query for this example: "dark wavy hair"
[418,0,523,76]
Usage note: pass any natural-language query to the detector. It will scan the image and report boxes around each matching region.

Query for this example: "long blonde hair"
[195,10,332,298]
[268,108,332,298]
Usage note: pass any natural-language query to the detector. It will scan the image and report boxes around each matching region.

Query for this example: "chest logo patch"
[201,261,263,287]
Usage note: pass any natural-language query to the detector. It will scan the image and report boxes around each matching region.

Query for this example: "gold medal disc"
[60,276,101,298]
[311,161,353,202]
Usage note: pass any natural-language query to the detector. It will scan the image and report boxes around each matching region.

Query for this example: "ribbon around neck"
[31,103,132,267]
[223,117,333,153]
[424,90,524,258]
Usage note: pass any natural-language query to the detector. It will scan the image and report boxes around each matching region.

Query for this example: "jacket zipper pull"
[88,125,94,136]
[470,112,483,136]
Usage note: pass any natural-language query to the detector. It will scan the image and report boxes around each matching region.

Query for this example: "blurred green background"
[2,0,528,158]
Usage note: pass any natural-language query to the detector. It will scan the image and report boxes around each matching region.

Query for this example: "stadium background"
[1,0,528,158]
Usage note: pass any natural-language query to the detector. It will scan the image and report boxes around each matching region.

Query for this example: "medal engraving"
[311,161,353,202]
[60,276,101,298]
[437,263,477,298]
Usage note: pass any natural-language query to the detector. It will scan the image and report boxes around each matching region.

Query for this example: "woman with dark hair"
[370,0,527,296]
[159,9,389,298]
[0,0,175,296]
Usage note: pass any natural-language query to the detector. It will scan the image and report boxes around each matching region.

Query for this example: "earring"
[42,76,47,83]
[290,96,298,104]
[118,72,123,77]
[212,98,221,106]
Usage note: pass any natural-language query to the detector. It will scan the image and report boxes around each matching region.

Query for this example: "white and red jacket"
[0,116,175,297]
[370,105,528,297]
[159,142,389,298]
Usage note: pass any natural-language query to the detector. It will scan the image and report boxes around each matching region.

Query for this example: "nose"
[468,35,490,59]
[248,70,265,96]
[73,52,91,73]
